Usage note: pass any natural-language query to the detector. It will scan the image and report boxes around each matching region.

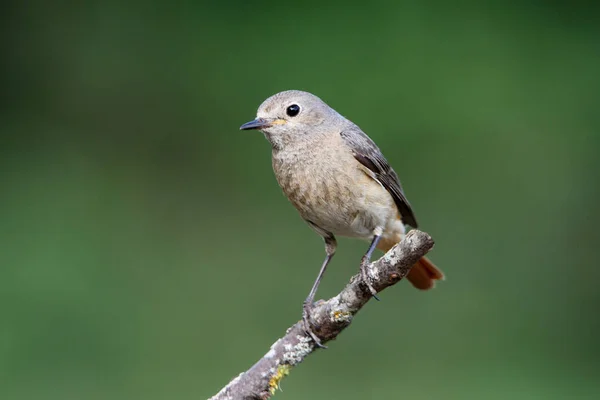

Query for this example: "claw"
[360,260,380,300]
[302,302,327,349]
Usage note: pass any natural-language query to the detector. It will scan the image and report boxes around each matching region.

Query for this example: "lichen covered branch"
[209,230,434,400]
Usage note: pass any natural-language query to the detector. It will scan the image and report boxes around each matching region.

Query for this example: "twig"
[209,230,434,400]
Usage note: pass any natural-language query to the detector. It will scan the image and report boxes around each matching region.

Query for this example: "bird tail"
[377,237,444,290]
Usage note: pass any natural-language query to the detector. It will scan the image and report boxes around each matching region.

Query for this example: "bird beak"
[240,118,270,130]
[239,118,286,130]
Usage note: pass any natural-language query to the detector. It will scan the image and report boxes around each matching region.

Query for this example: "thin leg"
[361,234,382,299]
[303,235,336,348]
[304,253,333,308]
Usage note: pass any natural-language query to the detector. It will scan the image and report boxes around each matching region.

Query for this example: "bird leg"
[360,234,382,299]
[302,235,336,348]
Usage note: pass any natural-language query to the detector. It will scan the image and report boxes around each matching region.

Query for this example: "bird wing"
[340,125,418,228]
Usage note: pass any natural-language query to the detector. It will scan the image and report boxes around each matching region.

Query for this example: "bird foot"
[302,301,327,349]
[360,258,380,301]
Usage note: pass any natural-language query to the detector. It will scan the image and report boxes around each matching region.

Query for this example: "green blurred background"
[2,1,599,399]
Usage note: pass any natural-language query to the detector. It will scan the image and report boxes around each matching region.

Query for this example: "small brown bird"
[241,90,443,346]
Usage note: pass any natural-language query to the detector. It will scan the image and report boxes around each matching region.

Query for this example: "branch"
[209,230,434,400]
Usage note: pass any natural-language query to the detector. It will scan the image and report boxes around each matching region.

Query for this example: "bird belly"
[279,159,398,239]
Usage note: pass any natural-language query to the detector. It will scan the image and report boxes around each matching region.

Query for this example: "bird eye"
[286,104,300,117]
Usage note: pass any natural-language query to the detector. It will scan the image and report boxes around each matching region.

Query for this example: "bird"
[240,90,444,346]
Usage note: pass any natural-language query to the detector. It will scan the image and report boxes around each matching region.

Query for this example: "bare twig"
[209,230,434,400]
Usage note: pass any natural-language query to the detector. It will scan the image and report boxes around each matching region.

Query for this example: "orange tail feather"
[406,256,444,290]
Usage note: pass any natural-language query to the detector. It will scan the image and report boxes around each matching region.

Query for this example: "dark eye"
[286,104,300,117]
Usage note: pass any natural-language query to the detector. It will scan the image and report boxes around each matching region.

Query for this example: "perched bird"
[240,90,443,346]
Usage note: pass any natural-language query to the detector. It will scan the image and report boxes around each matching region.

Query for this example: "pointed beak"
[240,118,287,130]
[239,118,271,130]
